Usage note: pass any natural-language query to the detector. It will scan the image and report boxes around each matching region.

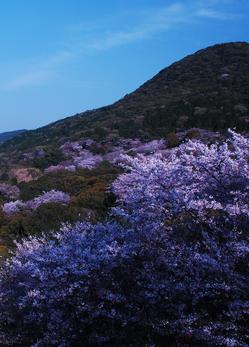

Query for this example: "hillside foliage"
[0,42,248,168]
[0,131,248,346]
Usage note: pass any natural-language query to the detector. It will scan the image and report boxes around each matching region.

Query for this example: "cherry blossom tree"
[112,130,249,234]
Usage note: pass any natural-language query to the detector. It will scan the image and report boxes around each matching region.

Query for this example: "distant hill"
[0,130,26,143]
[1,41,249,155]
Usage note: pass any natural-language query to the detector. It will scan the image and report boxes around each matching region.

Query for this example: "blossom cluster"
[45,138,167,173]
[21,149,46,161]
[44,163,76,174]
[2,190,70,216]
[104,138,166,164]
[45,141,103,173]
[0,131,248,346]
[112,130,249,232]
[0,183,20,200]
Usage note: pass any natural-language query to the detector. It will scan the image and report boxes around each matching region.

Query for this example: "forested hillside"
[1,42,248,156]
[0,130,26,143]
[0,41,249,248]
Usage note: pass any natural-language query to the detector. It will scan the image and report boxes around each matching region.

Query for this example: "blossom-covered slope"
[0,130,248,346]
[0,136,172,245]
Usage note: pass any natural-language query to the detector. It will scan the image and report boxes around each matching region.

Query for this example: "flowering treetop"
[2,190,70,216]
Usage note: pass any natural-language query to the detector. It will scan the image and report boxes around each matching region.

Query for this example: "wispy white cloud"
[2,51,74,91]
[2,1,241,91]
[88,4,187,50]
[82,2,240,51]
[5,70,52,90]
[196,7,240,19]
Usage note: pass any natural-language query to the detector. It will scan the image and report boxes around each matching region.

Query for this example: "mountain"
[1,41,249,156]
[0,41,248,247]
[0,130,27,143]
[0,41,248,347]
[0,42,249,164]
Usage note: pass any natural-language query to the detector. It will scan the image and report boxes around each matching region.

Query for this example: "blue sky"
[0,0,248,132]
